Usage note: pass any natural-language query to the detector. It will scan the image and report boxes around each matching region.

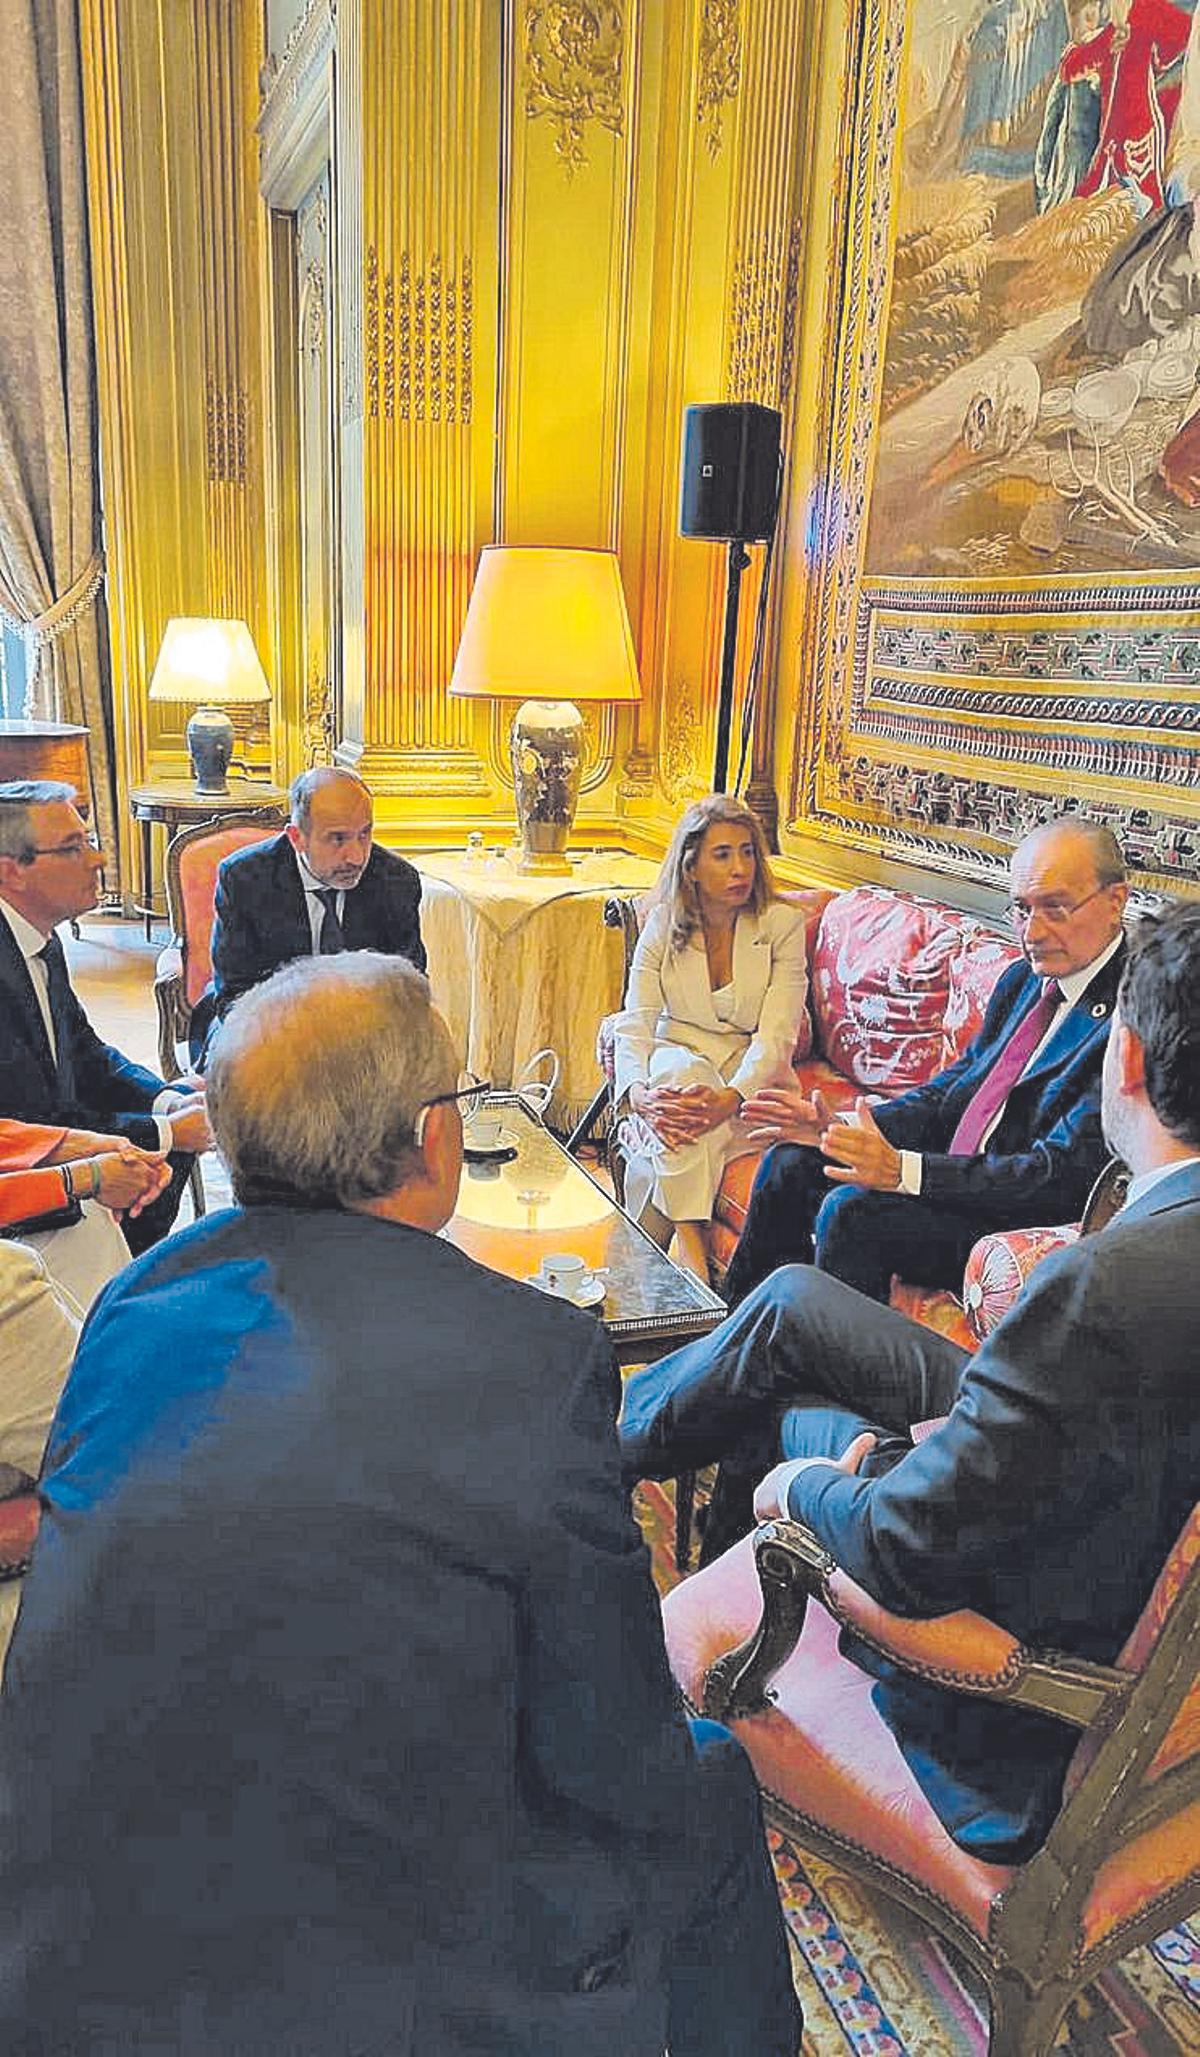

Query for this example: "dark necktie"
[36,935,74,1081]
[315,888,346,955]
[949,979,1063,1156]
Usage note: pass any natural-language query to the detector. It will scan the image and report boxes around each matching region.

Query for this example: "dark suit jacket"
[0,1210,725,2053]
[0,910,166,1149]
[789,1158,1200,1859]
[874,944,1126,1228]
[208,833,426,1021]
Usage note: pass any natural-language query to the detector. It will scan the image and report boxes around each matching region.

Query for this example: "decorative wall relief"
[792,0,1200,893]
[523,1,624,173]
[697,0,741,161]
[365,248,473,426]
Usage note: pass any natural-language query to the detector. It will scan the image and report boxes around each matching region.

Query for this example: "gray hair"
[207,953,457,1208]
[0,781,78,862]
[289,766,371,833]
[1015,816,1126,885]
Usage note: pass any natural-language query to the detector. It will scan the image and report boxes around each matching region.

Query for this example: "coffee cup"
[540,1253,588,1299]
[466,1116,503,1151]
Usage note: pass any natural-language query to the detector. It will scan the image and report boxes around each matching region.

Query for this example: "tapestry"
[635,1479,1200,2054]
[794,0,1200,894]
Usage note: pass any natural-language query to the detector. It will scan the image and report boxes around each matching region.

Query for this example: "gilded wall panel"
[358,0,499,813]
[783,0,1200,896]
[83,0,272,889]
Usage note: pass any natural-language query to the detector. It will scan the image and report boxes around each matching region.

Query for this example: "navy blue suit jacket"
[0,1209,723,2053]
[0,909,166,1149]
[789,1159,1200,1858]
[874,944,1126,1228]
[208,833,426,1021]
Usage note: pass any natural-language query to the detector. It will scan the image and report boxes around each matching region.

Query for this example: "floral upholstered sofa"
[600,880,1112,1349]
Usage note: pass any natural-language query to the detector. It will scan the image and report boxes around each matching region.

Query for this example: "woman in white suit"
[614,794,808,1281]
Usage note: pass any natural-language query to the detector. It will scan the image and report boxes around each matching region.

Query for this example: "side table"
[416,851,659,1131]
[130,778,289,940]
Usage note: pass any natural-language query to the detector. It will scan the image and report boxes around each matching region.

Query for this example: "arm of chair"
[153,944,189,1083]
[703,1517,1130,1732]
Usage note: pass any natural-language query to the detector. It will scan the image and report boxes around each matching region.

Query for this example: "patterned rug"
[635,1480,1200,2055]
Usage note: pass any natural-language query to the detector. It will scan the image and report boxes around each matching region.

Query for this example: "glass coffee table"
[443,1097,724,1570]
[442,1096,726,1370]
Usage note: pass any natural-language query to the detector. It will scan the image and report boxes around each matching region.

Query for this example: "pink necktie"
[949,980,1062,1156]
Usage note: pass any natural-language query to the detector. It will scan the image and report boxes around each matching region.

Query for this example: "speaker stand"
[713,539,751,791]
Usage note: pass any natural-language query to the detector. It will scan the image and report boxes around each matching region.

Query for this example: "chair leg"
[565,1083,611,1157]
[188,1159,207,1220]
[986,1969,1071,2057]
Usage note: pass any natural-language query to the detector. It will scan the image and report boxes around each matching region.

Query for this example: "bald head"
[207,953,457,1209]
[287,768,374,889]
[1008,818,1127,979]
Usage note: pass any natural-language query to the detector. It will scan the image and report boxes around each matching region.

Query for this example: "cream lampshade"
[149,617,271,796]
[448,546,641,875]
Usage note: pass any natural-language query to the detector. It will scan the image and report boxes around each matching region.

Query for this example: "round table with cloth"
[416,851,659,1131]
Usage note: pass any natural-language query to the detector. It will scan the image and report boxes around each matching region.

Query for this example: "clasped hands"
[740,1082,903,1191]
[627,1080,743,1149]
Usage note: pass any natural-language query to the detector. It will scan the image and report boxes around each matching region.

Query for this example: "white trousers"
[622,1045,761,1226]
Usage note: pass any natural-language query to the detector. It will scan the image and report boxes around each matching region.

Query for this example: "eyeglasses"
[1006,883,1114,930]
[25,835,102,862]
[413,1071,490,1148]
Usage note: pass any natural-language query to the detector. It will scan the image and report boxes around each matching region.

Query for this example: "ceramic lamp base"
[186,705,235,794]
[510,699,583,876]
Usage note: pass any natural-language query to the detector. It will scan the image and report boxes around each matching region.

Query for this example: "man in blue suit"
[0,953,799,2056]
[193,765,425,1058]
[722,817,1129,1309]
[622,904,1200,1860]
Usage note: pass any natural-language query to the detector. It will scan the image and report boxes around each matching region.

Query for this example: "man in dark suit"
[195,765,425,1057]
[0,953,799,2057]
[622,904,1200,1861]
[722,817,1129,1308]
[0,781,210,1254]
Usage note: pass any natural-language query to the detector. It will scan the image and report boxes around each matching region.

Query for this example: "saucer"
[529,1272,606,1308]
[463,1127,518,1162]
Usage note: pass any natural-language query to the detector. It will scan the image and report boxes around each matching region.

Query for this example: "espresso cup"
[466,1116,503,1151]
[540,1253,588,1299]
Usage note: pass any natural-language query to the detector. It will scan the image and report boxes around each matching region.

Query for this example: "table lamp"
[449,546,641,874]
[148,617,272,795]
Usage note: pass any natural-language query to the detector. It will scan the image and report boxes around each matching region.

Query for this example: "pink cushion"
[178,824,281,1007]
[661,1535,1014,1938]
[961,1225,1081,1342]
[810,888,1009,1092]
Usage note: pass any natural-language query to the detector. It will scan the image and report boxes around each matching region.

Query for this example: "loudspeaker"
[679,402,781,542]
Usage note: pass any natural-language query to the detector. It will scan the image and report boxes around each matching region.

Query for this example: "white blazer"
[613,901,809,1109]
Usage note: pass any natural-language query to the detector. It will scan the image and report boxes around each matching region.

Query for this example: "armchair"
[662,1506,1200,2056]
[153,811,285,1081]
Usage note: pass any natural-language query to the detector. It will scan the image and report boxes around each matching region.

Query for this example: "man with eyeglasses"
[0,952,799,2057]
[719,816,1128,1312]
[623,817,1128,1558]
[0,780,211,1254]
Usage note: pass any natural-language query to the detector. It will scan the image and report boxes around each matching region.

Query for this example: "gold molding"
[696,0,741,162]
[522,1,625,175]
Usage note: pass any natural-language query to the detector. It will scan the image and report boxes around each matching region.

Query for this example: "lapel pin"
[1091,1002,1108,1018]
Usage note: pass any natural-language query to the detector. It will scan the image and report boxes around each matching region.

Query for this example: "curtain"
[0,0,116,879]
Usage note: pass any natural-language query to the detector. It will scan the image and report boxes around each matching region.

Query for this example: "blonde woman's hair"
[655,793,777,953]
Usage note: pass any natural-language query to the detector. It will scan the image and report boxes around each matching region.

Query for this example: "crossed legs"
[620,1265,970,1560]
